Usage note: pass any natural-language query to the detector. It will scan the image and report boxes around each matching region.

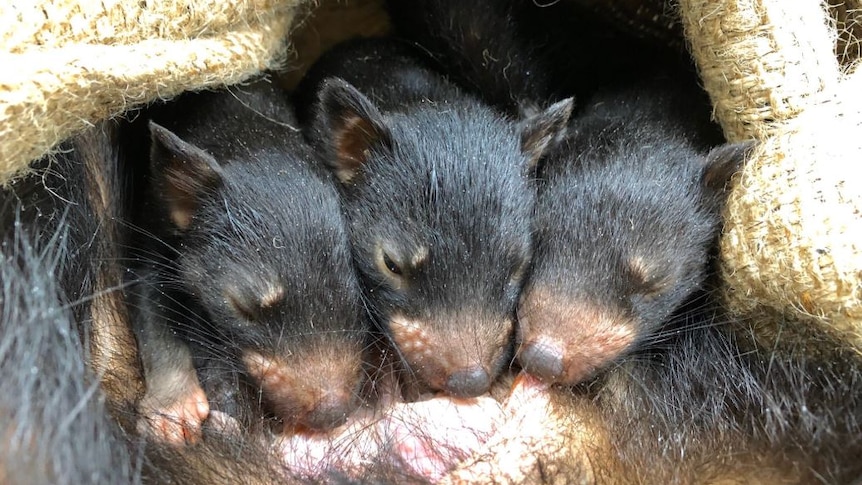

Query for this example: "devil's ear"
[149,121,224,230]
[311,77,392,183]
[701,140,756,194]
[519,97,574,169]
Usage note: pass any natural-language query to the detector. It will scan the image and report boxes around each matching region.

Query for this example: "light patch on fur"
[628,254,671,298]
[628,255,653,285]
[259,282,285,309]
[373,243,430,285]
[568,322,636,378]
[224,281,284,320]
[388,311,510,394]
[389,314,433,362]
[241,345,363,430]
[242,351,284,383]
[242,351,310,417]
[168,206,193,230]
[410,245,429,267]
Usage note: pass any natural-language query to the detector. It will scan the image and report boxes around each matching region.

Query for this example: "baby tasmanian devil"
[134,79,367,441]
[518,82,751,385]
[386,0,750,386]
[296,37,572,398]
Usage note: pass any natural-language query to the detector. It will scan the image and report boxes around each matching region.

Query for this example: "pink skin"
[211,373,556,482]
[517,285,636,385]
[387,312,511,395]
[242,348,362,432]
[275,391,503,480]
[137,372,210,445]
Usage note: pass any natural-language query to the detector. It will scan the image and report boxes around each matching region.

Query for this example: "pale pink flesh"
[255,373,555,482]
[137,372,210,445]
[203,374,556,481]
[275,394,503,481]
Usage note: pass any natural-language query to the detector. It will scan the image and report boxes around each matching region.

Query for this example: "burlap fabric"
[0,0,304,183]
[680,0,862,351]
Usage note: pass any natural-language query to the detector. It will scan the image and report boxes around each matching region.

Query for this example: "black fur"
[5,205,860,484]
[297,37,572,397]
[584,294,862,484]
[387,0,697,115]
[0,125,141,485]
[386,0,558,114]
[134,79,367,432]
[386,0,740,385]
[517,82,750,384]
[0,224,141,485]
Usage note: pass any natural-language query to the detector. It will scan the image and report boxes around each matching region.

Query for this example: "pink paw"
[137,384,210,445]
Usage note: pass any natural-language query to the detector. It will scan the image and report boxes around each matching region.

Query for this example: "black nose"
[302,393,354,430]
[519,342,564,383]
[445,366,491,397]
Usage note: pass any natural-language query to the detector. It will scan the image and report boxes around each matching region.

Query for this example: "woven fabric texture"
[0,0,304,183]
[680,0,862,351]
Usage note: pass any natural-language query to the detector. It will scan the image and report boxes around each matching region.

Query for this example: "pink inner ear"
[158,150,222,231]
[332,114,379,183]
[150,121,225,230]
[163,164,201,230]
